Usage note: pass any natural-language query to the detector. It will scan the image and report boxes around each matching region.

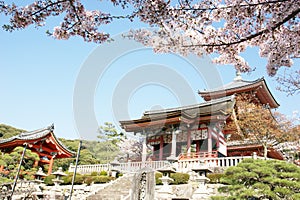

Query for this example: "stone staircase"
[86,174,133,200]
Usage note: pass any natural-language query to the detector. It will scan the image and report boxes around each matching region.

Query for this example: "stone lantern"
[157,166,176,198]
[33,167,48,198]
[52,167,67,186]
[110,158,120,177]
[35,167,47,183]
[191,166,213,199]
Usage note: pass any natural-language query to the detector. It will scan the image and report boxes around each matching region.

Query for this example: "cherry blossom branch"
[175,0,291,11]
[0,0,299,89]
[182,7,300,48]
[30,0,68,16]
[68,0,81,24]
[276,69,300,96]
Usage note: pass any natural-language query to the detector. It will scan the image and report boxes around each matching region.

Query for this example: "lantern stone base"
[192,176,210,200]
[157,176,174,199]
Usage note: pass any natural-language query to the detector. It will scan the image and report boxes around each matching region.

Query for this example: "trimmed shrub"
[84,176,94,185]
[0,176,12,184]
[93,176,114,184]
[207,173,225,184]
[45,173,114,186]
[62,175,72,185]
[155,172,189,185]
[211,196,226,200]
[90,171,98,176]
[61,173,84,185]
[44,175,55,186]
[99,170,107,176]
[170,172,189,185]
[155,172,163,185]
[76,174,85,184]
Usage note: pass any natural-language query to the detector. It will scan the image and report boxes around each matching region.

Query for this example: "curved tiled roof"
[120,95,236,132]
[0,125,53,144]
[0,124,75,157]
[200,78,264,93]
[144,95,235,116]
[198,77,279,108]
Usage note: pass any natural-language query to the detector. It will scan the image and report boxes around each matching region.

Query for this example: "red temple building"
[120,73,284,161]
[0,124,74,174]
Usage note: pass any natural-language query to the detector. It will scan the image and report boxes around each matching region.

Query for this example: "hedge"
[155,173,163,185]
[44,174,55,186]
[207,173,225,184]
[44,173,114,186]
[170,172,189,185]
[93,176,114,184]
[155,172,190,185]
[99,170,108,176]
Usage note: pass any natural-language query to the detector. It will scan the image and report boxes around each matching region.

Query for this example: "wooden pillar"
[159,135,164,160]
[171,130,177,157]
[47,156,55,175]
[187,130,191,157]
[167,130,177,160]
[216,129,220,149]
[142,136,147,163]
[33,160,39,168]
[208,128,212,153]
[196,140,200,154]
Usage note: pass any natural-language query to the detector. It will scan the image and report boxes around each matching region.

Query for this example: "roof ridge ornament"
[234,70,242,81]
[48,123,54,131]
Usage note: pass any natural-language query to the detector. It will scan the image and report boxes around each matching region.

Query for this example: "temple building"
[120,73,284,161]
[0,124,74,174]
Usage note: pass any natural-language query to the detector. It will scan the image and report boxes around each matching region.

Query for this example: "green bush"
[207,173,225,184]
[155,172,163,185]
[214,159,300,199]
[44,175,55,186]
[170,172,189,185]
[211,196,226,200]
[61,173,84,185]
[62,175,72,185]
[45,173,114,186]
[155,172,189,185]
[93,175,114,184]
[99,170,107,176]
[90,171,98,176]
[84,176,94,185]
[0,176,12,184]
[61,175,68,185]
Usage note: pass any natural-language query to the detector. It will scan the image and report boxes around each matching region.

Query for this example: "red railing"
[178,151,218,160]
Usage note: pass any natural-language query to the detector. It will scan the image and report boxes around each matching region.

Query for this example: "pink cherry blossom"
[1,0,299,77]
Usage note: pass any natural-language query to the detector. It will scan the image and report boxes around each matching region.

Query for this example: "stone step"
[86,174,133,200]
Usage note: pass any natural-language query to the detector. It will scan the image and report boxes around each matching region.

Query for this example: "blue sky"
[0,2,299,140]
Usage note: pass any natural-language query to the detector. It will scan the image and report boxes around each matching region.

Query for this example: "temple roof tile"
[120,96,236,132]
[0,124,75,158]
[198,77,279,108]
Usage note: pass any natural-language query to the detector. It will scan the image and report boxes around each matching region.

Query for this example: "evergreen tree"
[98,122,124,144]
[212,159,300,200]
[0,147,39,182]
[0,124,26,139]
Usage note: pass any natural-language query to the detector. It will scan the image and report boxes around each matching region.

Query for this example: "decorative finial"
[234,70,242,81]
[49,123,54,131]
